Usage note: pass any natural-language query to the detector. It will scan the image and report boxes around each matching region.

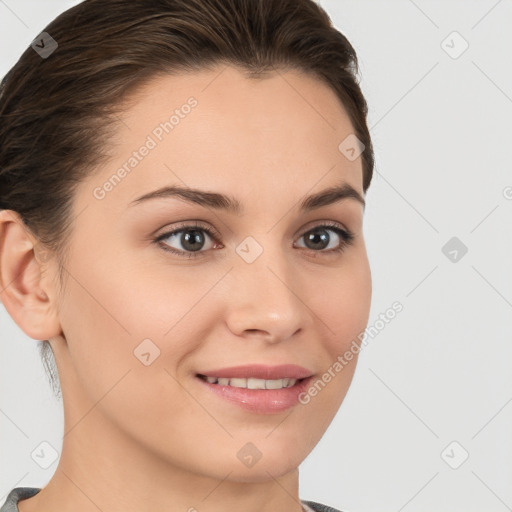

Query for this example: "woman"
[0,0,374,511]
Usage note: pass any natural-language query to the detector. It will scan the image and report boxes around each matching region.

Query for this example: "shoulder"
[302,498,346,512]
[1,488,41,512]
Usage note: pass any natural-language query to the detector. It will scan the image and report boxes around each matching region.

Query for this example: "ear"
[0,209,62,341]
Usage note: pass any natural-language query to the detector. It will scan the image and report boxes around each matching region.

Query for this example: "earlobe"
[0,209,61,341]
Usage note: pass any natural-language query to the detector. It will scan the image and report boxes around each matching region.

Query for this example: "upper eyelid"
[157,219,350,239]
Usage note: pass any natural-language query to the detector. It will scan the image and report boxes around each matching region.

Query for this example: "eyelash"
[153,221,355,259]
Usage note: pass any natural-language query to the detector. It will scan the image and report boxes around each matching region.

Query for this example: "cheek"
[58,260,202,445]
[292,259,371,418]
[315,258,372,356]
[64,242,211,341]
[58,248,222,398]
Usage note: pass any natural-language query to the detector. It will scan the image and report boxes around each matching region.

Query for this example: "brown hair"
[0,0,374,398]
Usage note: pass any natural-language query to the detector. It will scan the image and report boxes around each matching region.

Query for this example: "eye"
[294,222,355,255]
[154,221,355,258]
[154,221,219,259]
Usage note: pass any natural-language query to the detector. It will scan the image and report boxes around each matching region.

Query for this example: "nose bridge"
[225,235,309,341]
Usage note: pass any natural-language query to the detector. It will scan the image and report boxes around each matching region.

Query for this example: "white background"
[1,1,511,511]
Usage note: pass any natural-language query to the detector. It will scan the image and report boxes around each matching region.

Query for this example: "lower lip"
[195,375,314,414]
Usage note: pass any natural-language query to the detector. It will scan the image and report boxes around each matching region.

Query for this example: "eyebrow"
[128,181,365,213]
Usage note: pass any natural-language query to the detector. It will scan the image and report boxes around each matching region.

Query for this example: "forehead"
[77,65,363,218]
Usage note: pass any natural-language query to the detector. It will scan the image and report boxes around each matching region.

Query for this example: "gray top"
[1,487,343,512]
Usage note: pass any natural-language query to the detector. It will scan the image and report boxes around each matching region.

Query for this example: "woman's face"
[49,65,371,482]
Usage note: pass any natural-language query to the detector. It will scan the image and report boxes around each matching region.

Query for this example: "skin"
[0,65,372,512]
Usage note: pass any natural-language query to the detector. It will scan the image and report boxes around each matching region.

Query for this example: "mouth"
[194,373,315,414]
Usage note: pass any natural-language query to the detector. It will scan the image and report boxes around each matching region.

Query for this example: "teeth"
[202,376,298,389]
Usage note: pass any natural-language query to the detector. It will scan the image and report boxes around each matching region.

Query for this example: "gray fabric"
[1,487,41,512]
[1,487,343,512]
[302,499,343,512]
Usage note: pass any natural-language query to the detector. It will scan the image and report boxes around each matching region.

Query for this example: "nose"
[224,248,312,344]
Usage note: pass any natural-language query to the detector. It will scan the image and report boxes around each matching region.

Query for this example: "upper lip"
[197,364,314,380]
